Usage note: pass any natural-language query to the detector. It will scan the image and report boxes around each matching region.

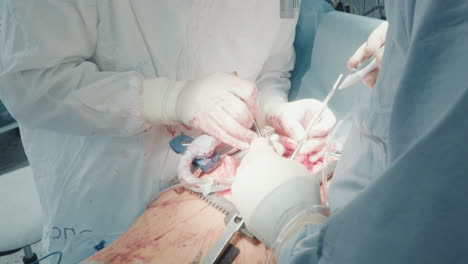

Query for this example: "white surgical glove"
[140,72,258,149]
[232,138,326,248]
[264,99,336,155]
[347,21,388,88]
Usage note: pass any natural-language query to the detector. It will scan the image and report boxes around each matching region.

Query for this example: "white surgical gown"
[0,1,296,262]
[281,1,468,263]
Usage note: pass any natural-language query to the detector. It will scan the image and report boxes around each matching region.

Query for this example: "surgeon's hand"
[265,99,336,155]
[175,73,258,149]
[232,138,323,247]
[348,21,388,88]
[141,72,258,150]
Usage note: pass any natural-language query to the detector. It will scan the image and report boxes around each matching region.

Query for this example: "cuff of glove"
[140,78,185,125]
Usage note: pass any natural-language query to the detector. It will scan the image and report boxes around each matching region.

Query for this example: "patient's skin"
[83,156,272,264]
[83,137,331,264]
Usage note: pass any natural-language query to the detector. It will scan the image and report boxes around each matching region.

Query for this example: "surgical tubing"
[267,205,329,264]
[321,128,338,207]
[321,114,350,206]
[175,134,274,196]
[177,136,235,195]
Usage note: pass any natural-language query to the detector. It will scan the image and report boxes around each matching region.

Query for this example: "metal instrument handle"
[201,213,244,264]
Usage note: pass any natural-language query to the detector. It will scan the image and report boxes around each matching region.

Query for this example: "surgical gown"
[0,1,298,262]
[281,1,468,263]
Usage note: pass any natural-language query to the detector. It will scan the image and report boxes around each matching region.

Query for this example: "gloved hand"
[265,99,336,156]
[232,138,325,247]
[140,72,258,149]
[347,21,388,88]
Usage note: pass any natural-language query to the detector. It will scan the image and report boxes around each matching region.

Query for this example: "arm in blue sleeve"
[283,83,468,264]
[283,2,468,263]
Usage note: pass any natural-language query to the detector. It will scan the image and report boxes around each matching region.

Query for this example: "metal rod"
[252,119,263,137]
[233,71,263,137]
[23,245,33,258]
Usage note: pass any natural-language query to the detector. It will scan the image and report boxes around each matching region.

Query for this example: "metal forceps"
[232,71,262,137]
[290,74,345,160]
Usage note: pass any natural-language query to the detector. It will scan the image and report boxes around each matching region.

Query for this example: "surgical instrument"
[290,74,344,160]
[232,71,262,137]
[252,119,263,137]
[339,46,385,89]
[170,134,222,174]
[290,46,384,159]
[196,192,256,264]
[202,212,244,264]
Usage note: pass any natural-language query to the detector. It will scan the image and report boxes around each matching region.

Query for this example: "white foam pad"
[0,166,43,251]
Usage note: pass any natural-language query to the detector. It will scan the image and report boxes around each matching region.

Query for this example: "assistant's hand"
[141,72,258,150]
[175,73,259,149]
[265,99,336,155]
[348,21,388,88]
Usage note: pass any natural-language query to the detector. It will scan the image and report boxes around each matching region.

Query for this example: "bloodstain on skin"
[182,124,192,130]
[166,125,177,137]
[171,232,198,248]
[189,117,199,127]
[153,235,163,242]
[160,201,171,207]
[83,159,273,263]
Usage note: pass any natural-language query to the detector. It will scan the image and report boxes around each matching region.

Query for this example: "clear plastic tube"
[321,113,352,207]
[267,205,329,264]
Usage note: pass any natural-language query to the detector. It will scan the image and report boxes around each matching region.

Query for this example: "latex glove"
[232,138,325,247]
[347,21,388,88]
[140,72,258,149]
[265,99,336,155]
